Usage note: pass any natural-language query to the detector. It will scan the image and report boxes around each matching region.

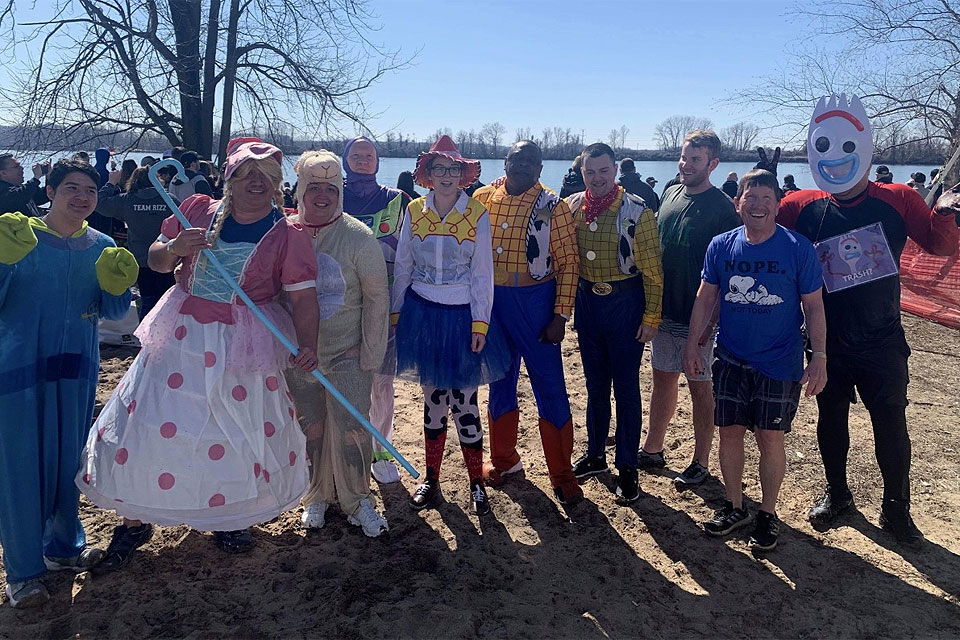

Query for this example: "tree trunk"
[216,0,242,164]
[169,0,203,153]
[200,0,223,159]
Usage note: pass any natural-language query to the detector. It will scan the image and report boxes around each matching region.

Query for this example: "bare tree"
[735,0,960,178]
[721,122,761,153]
[654,115,714,151]
[480,122,507,156]
[0,0,407,160]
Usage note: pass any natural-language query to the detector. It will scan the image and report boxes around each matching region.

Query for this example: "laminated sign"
[814,222,898,293]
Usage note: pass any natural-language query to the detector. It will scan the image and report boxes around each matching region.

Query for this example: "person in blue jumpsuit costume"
[0,159,137,608]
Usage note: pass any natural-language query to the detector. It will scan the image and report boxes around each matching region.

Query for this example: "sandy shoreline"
[1,313,958,638]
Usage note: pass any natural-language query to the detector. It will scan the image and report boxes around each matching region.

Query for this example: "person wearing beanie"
[617,157,660,212]
[909,172,929,198]
[285,150,390,537]
[393,135,511,516]
[78,140,320,563]
[341,136,413,485]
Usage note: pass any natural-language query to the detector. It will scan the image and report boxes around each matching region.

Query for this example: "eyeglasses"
[429,165,463,177]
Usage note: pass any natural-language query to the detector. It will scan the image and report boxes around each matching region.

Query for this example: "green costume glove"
[96,246,139,295]
[0,212,38,265]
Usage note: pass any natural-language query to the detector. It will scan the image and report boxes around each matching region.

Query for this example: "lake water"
[9,149,941,195]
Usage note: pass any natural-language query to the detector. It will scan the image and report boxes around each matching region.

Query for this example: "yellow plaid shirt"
[473,181,579,317]
[570,188,663,329]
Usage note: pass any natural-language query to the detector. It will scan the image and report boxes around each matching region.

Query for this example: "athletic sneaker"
[703,500,751,536]
[5,579,49,609]
[572,454,609,479]
[637,449,666,470]
[97,523,154,572]
[301,502,329,529]
[879,503,925,549]
[371,459,401,484]
[808,487,854,525]
[348,498,389,538]
[471,480,491,516]
[748,510,780,551]
[44,547,106,573]
[615,467,640,504]
[674,461,709,488]
[409,478,442,511]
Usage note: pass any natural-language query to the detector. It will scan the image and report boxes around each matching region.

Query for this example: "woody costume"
[567,183,662,498]
[472,178,582,503]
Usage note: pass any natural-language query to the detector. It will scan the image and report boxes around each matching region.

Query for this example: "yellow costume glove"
[96,247,139,295]
[0,212,38,265]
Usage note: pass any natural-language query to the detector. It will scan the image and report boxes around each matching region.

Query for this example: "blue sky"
[357,0,815,147]
[0,0,833,149]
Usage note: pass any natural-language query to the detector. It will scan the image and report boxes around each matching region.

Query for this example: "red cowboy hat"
[413,135,481,189]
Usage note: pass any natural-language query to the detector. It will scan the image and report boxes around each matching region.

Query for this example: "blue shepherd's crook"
[148,159,420,478]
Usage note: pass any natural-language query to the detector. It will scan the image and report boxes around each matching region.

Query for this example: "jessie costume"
[393,136,509,506]
[472,179,582,502]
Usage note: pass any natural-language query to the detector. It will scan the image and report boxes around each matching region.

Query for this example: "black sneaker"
[674,461,709,488]
[703,500,751,536]
[879,502,924,549]
[43,546,106,573]
[808,487,854,525]
[470,480,491,516]
[637,449,666,470]
[572,454,609,479]
[748,510,780,551]
[214,529,254,554]
[615,468,640,504]
[409,477,442,511]
[96,523,155,572]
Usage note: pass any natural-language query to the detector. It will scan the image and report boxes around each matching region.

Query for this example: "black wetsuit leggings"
[815,344,912,504]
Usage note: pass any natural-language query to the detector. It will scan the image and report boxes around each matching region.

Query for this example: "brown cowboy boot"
[539,417,582,505]
[482,409,522,486]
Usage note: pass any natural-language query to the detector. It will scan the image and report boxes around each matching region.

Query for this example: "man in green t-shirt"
[638,130,740,487]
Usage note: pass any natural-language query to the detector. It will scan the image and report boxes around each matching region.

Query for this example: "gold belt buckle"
[591,282,613,296]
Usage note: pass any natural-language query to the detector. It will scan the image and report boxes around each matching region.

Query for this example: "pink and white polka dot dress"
[77,196,318,530]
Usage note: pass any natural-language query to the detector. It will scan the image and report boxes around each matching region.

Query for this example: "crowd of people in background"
[2,96,960,610]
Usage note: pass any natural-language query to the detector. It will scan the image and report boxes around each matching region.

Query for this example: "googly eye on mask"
[807,94,873,194]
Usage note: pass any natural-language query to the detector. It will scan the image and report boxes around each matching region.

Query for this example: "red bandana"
[583,185,621,225]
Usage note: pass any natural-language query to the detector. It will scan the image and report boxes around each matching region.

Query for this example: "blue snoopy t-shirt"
[702,225,823,381]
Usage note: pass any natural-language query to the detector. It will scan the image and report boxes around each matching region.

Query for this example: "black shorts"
[712,355,801,432]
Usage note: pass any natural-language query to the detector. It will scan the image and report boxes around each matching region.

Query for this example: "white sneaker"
[301,502,328,529]
[347,498,389,538]
[5,579,49,609]
[371,459,401,484]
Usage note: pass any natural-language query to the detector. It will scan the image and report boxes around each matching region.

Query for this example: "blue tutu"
[396,289,510,389]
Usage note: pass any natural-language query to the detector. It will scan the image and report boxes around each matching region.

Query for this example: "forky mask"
[807,94,873,194]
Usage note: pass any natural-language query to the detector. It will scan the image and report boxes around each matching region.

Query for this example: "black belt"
[578,276,644,296]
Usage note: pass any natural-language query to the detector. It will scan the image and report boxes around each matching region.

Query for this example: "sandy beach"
[0,312,958,638]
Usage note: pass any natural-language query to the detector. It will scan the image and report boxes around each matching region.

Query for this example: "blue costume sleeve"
[0,263,14,312]
[99,288,132,321]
